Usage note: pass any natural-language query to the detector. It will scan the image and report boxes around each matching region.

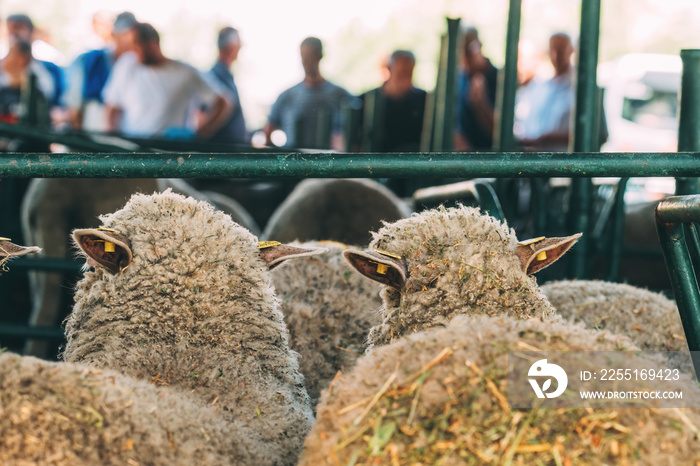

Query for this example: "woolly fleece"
[0,352,262,465]
[62,190,313,465]
[271,241,382,405]
[262,178,412,245]
[364,205,556,346]
[542,280,688,352]
[301,314,700,465]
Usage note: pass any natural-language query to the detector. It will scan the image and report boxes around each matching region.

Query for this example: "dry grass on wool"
[0,351,263,466]
[271,241,383,405]
[62,190,313,465]
[301,315,700,466]
[365,205,555,347]
[542,280,688,352]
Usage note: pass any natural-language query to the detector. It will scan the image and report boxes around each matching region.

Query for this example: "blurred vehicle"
[599,53,682,201]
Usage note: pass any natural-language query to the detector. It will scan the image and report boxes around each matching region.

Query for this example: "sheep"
[262,178,412,245]
[300,314,700,465]
[21,178,159,358]
[0,351,264,465]
[271,240,383,405]
[157,178,260,235]
[62,190,324,465]
[342,205,581,347]
[541,279,688,352]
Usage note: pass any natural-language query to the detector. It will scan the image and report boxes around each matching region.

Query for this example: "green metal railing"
[1,152,699,179]
[656,195,700,375]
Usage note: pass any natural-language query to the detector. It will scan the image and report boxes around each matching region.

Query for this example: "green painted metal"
[676,49,700,195]
[2,152,699,179]
[494,0,521,151]
[0,122,141,153]
[432,18,460,151]
[568,0,602,278]
[473,181,505,221]
[656,195,700,374]
[606,177,628,281]
[9,257,83,274]
[412,179,505,221]
[0,324,65,341]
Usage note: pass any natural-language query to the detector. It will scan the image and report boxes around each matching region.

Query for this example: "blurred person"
[455,26,498,151]
[515,33,575,151]
[202,26,247,143]
[0,40,32,122]
[357,50,426,152]
[5,14,63,107]
[63,11,137,130]
[103,22,230,139]
[264,37,350,149]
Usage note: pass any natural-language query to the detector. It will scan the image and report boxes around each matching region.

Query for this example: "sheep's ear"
[258,242,327,270]
[73,228,132,275]
[514,233,582,275]
[343,249,407,290]
[0,238,41,259]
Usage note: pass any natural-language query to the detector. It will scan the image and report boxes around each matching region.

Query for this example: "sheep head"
[342,205,581,345]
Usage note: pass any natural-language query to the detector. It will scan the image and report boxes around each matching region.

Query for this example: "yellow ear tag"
[258,241,281,249]
[376,263,389,275]
[104,241,116,253]
[536,251,547,261]
[97,227,118,233]
[0,237,10,241]
[517,236,546,246]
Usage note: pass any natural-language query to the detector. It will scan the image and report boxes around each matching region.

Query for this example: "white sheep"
[62,190,324,465]
[0,351,264,465]
[341,205,581,347]
[262,178,412,246]
[541,279,687,352]
[300,314,700,465]
[21,178,159,358]
[271,240,383,405]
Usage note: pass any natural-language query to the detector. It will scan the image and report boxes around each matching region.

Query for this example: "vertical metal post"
[657,220,700,375]
[494,0,521,151]
[433,18,460,151]
[20,73,40,127]
[676,49,700,195]
[568,0,601,278]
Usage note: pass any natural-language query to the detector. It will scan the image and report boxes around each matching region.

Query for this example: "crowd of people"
[1,10,603,151]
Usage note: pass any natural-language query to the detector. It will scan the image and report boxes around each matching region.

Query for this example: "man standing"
[515,33,578,151]
[455,27,498,151]
[205,27,247,143]
[103,22,229,139]
[265,37,350,149]
[358,50,426,152]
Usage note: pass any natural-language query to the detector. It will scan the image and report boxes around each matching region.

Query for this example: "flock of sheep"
[1,183,699,465]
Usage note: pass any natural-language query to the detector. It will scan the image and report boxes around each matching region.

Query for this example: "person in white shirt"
[515,33,575,152]
[103,22,229,139]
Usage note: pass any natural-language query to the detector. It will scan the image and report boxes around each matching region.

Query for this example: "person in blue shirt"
[264,37,350,149]
[63,12,137,130]
[203,27,248,143]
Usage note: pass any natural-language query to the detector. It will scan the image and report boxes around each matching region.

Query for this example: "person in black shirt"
[455,27,498,151]
[357,50,426,152]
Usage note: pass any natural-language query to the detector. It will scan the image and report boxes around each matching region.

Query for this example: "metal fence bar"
[0,324,65,341]
[494,0,521,151]
[568,0,602,278]
[1,152,699,179]
[676,49,700,195]
[656,195,700,375]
